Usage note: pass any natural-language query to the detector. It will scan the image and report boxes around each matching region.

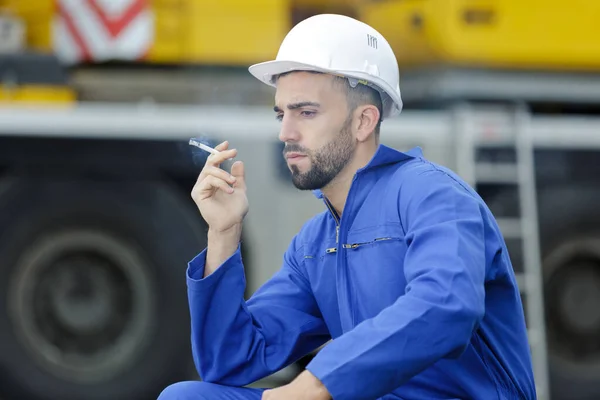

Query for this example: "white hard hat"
[248,14,403,118]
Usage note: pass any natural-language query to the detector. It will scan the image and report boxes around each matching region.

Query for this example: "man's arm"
[187,235,331,387]
[305,168,487,399]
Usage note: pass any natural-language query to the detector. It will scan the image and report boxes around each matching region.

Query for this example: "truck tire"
[538,185,600,400]
[0,178,206,400]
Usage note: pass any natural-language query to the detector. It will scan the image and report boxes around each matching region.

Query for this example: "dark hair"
[273,71,383,135]
[331,75,383,135]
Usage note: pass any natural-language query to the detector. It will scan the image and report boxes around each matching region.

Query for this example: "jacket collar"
[312,145,422,199]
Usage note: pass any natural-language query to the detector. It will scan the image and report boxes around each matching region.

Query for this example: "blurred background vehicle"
[0,1,599,399]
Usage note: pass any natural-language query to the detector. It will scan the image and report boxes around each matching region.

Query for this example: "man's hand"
[191,140,249,275]
[262,370,330,400]
[191,140,248,233]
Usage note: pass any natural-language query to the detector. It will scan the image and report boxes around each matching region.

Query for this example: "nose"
[278,116,300,143]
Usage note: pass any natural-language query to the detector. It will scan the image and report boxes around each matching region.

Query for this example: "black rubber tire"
[538,185,600,400]
[0,177,206,400]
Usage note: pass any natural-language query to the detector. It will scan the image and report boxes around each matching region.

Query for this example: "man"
[159,14,537,400]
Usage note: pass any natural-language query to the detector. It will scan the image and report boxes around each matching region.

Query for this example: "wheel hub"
[8,229,154,384]
[556,263,600,335]
[545,238,600,368]
[49,257,115,334]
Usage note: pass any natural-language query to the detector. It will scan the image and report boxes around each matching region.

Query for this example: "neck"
[321,143,378,216]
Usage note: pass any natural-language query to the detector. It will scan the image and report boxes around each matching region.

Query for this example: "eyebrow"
[273,102,321,113]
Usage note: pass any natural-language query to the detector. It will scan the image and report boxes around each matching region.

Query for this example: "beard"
[283,116,355,191]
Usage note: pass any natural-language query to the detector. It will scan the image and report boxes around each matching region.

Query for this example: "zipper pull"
[336,225,339,244]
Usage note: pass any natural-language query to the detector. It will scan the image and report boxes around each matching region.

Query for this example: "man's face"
[274,72,356,190]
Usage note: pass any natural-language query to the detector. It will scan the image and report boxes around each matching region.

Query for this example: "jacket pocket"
[344,223,405,247]
[342,224,407,324]
[342,236,399,249]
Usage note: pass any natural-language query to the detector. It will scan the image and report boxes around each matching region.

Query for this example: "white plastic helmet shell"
[248,14,403,118]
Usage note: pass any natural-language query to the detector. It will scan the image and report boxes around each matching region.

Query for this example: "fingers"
[193,175,234,199]
[192,141,244,201]
[209,149,237,167]
[230,161,246,189]
[205,175,234,194]
[206,141,237,167]
[201,166,236,185]
[214,140,229,151]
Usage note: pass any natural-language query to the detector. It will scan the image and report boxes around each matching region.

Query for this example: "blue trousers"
[158,381,266,400]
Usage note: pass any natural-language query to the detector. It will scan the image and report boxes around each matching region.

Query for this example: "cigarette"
[189,139,220,155]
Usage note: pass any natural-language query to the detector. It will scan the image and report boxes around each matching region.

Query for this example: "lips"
[285,153,306,160]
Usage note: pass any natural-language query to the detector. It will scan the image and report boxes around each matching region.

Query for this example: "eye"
[300,110,316,118]
[275,113,283,122]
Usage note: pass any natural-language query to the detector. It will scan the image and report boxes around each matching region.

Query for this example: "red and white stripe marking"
[53,0,153,64]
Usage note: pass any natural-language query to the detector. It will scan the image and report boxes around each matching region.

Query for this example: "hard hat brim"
[248,60,402,117]
[248,60,327,86]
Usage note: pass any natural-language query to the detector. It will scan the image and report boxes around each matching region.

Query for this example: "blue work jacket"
[186,145,537,399]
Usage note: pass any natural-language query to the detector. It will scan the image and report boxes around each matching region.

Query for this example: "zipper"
[324,197,340,227]
[323,197,340,253]
[342,237,395,249]
[337,175,359,331]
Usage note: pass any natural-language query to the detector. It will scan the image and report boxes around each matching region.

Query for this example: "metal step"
[527,328,543,348]
[515,272,526,292]
[516,272,542,296]
[496,217,523,239]
[475,162,519,184]
[516,272,539,292]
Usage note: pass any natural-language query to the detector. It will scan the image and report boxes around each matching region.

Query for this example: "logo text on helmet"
[367,34,378,49]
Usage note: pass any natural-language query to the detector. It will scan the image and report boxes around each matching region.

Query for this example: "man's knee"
[158,380,264,400]
[158,381,210,400]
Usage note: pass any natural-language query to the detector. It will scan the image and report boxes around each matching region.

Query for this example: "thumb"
[231,160,246,189]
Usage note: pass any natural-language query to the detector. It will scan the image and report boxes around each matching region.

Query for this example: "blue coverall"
[159,145,537,399]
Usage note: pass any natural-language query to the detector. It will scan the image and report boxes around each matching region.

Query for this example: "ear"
[355,105,380,143]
